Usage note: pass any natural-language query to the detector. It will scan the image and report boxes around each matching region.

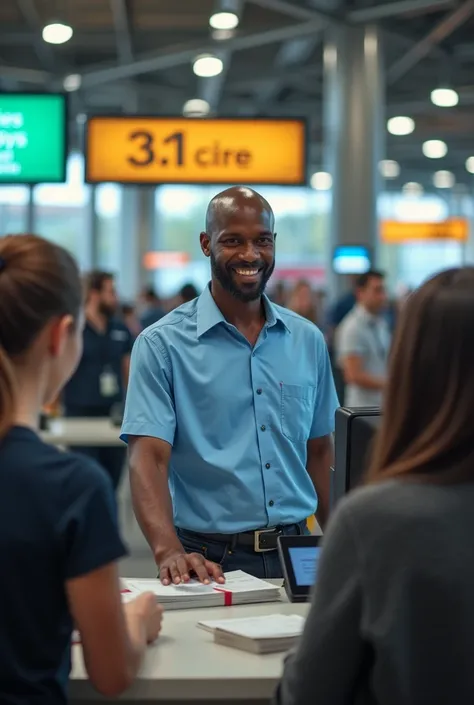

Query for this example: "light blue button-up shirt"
[121,284,339,533]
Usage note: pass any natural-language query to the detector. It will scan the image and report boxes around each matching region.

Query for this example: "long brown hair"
[0,234,82,440]
[367,267,474,485]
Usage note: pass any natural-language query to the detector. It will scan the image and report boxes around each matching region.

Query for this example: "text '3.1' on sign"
[85,117,307,186]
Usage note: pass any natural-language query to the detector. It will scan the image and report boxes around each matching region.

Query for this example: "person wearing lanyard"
[121,186,339,584]
[63,271,133,489]
[336,270,390,408]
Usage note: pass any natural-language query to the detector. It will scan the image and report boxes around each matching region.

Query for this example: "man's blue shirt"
[121,284,339,533]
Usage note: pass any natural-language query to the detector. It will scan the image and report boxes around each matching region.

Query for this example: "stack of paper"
[122,570,281,611]
[198,614,305,654]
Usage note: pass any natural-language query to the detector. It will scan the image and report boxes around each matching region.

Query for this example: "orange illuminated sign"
[143,251,190,270]
[381,218,469,243]
[85,116,307,186]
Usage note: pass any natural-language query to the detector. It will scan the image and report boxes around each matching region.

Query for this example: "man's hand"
[158,549,225,586]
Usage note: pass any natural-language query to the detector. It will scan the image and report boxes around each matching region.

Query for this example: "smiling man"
[121,186,339,583]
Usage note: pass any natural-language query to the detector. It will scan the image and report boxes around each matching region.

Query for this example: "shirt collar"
[354,303,380,324]
[197,283,289,338]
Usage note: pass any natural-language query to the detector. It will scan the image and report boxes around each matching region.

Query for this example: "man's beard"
[99,301,116,318]
[210,251,275,303]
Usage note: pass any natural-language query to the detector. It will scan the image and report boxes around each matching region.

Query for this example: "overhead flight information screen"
[0,93,67,184]
[85,116,307,186]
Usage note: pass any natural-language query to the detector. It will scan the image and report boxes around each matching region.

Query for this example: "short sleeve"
[60,460,127,580]
[336,320,366,361]
[120,333,176,445]
[310,331,339,439]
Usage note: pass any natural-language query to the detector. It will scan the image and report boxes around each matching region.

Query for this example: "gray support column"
[323,25,384,294]
[26,185,34,232]
[118,186,155,301]
[80,187,96,272]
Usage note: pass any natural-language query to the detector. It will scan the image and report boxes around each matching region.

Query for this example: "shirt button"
[256,388,262,395]
[261,425,266,432]
[269,500,274,507]
[265,463,271,469]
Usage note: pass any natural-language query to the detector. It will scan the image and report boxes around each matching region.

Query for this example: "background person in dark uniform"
[63,271,133,489]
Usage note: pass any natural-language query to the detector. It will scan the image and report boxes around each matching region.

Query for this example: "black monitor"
[332,407,381,507]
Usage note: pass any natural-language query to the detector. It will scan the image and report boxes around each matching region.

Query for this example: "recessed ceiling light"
[183,99,211,117]
[431,88,459,108]
[422,139,448,159]
[42,22,73,45]
[466,156,474,174]
[402,182,424,196]
[387,116,415,136]
[379,160,400,179]
[209,11,239,30]
[433,170,455,188]
[193,54,224,78]
[63,73,81,92]
[310,171,332,190]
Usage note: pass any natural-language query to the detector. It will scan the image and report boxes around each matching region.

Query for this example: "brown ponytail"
[366,267,474,486]
[0,344,17,439]
[0,234,82,440]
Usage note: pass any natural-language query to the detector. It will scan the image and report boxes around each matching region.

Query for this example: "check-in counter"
[70,584,308,705]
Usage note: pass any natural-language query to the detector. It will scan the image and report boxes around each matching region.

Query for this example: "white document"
[124,578,215,597]
[198,614,306,639]
[123,571,277,598]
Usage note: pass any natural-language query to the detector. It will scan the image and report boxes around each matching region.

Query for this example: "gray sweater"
[277,480,474,705]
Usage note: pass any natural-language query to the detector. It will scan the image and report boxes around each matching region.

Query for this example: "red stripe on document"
[213,588,233,606]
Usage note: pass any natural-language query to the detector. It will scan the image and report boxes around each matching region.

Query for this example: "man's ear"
[200,232,211,258]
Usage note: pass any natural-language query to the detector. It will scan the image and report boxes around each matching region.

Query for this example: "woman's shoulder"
[0,425,111,497]
[333,478,474,539]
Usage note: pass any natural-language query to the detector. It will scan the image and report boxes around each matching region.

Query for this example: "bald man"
[121,187,339,583]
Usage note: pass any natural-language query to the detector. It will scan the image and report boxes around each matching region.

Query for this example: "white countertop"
[70,587,308,702]
[40,418,124,447]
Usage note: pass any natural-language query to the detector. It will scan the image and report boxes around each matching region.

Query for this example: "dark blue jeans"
[176,522,310,579]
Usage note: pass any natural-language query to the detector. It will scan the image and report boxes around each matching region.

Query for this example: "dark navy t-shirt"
[0,426,127,705]
[63,319,133,414]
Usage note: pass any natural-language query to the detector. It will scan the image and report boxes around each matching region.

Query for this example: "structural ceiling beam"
[0,65,50,84]
[80,20,324,87]
[246,0,340,24]
[15,0,55,73]
[349,0,454,22]
[387,0,474,84]
[110,0,134,65]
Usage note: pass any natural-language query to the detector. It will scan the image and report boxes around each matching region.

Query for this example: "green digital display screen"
[0,93,67,184]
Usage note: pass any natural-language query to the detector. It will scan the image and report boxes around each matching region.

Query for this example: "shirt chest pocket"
[280,383,316,443]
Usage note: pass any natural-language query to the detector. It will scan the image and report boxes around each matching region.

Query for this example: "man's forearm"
[350,371,385,391]
[306,436,334,530]
[129,456,182,563]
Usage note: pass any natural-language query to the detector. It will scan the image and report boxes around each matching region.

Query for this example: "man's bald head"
[200,186,276,304]
[205,186,275,237]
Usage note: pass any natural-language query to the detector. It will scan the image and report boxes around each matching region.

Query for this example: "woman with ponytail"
[0,235,162,704]
[277,268,474,705]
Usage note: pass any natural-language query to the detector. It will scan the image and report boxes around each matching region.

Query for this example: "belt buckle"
[254,528,277,553]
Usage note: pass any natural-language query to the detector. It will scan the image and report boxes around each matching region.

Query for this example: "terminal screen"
[288,546,321,586]
[332,245,371,274]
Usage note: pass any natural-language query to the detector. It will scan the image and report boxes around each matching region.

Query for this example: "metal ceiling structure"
[0,0,473,187]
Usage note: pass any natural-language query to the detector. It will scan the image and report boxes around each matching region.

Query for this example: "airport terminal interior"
[1,0,474,703]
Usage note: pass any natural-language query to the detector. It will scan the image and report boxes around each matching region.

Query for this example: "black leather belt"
[181,525,302,553]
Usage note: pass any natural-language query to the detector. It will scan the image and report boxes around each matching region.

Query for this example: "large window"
[154,185,330,297]
[96,183,122,274]
[0,186,29,234]
[33,153,90,269]
[378,192,465,291]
